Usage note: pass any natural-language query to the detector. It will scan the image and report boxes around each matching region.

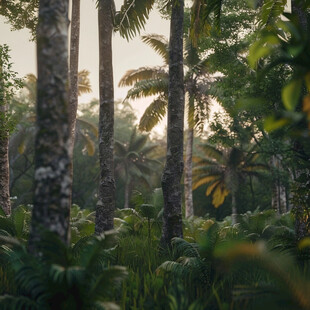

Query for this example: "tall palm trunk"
[0,60,11,216]
[68,0,80,206]
[95,0,115,234]
[231,192,237,225]
[124,175,130,209]
[161,0,184,247]
[184,127,194,218]
[291,0,309,240]
[28,0,71,252]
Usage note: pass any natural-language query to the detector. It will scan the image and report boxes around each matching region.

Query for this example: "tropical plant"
[193,143,267,224]
[114,127,161,209]
[0,231,127,309]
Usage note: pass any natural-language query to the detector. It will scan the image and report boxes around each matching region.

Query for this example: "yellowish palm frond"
[141,34,169,64]
[118,67,167,87]
[192,175,219,190]
[78,70,92,96]
[212,184,229,208]
[206,180,221,196]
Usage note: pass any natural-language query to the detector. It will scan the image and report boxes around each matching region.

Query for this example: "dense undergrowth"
[1,202,310,310]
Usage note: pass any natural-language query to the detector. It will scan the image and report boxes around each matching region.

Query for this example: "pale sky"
[0,1,170,124]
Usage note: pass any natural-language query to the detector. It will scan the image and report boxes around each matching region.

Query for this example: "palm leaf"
[260,0,286,28]
[129,134,148,152]
[141,34,169,64]
[192,175,219,190]
[76,118,98,138]
[114,140,127,157]
[198,143,224,163]
[115,0,155,40]
[139,97,167,131]
[125,78,168,100]
[80,133,95,156]
[77,69,92,96]
[118,67,167,87]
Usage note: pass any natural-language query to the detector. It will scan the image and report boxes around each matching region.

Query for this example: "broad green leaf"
[282,78,303,111]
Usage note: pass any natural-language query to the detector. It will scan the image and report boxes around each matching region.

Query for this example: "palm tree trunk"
[184,128,194,218]
[124,176,130,209]
[28,0,71,253]
[161,0,184,247]
[0,60,11,216]
[231,192,237,225]
[68,0,80,206]
[95,0,115,234]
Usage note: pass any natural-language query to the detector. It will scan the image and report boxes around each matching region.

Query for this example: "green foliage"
[115,0,156,40]
[0,0,38,40]
[0,231,127,310]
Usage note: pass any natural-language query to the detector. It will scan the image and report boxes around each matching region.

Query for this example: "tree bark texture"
[68,0,80,205]
[271,155,287,214]
[28,0,71,252]
[95,0,115,234]
[184,128,194,218]
[161,0,184,247]
[231,192,237,225]
[0,62,11,216]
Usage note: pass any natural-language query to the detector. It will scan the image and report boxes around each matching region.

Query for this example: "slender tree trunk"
[124,176,130,209]
[161,0,184,247]
[184,127,194,218]
[271,155,287,214]
[68,0,80,206]
[231,192,237,225]
[0,60,11,216]
[28,0,70,252]
[95,0,115,234]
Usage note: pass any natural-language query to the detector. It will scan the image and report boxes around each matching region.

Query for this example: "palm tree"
[114,127,161,209]
[119,33,210,218]
[95,0,156,234]
[193,143,267,224]
[161,0,185,246]
[28,0,71,253]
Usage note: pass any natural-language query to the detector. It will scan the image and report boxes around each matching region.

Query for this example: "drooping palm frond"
[118,67,167,87]
[125,78,168,100]
[197,143,224,163]
[139,97,168,131]
[259,0,286,28]
[77,69,92,96]
[141,34,169,64]
[115,0,155,40]
[79,133,95,156]
[76,118,98,138]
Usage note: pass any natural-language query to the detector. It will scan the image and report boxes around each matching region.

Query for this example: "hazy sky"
[0,1,170,121]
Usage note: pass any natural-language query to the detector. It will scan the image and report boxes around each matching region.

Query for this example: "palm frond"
[260,0,286,28]
[77,69,92,96]
[192,175,219,190]
[80,133,95,156]
[126,78,168,100]
[197,143,224,163]
[115,0,155,40]
[141,34,169,64]
[118,67,167,87]
[76,118,98,137]
[129,134,148,152]
[114,140,127,157]
[139,97,167,131]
